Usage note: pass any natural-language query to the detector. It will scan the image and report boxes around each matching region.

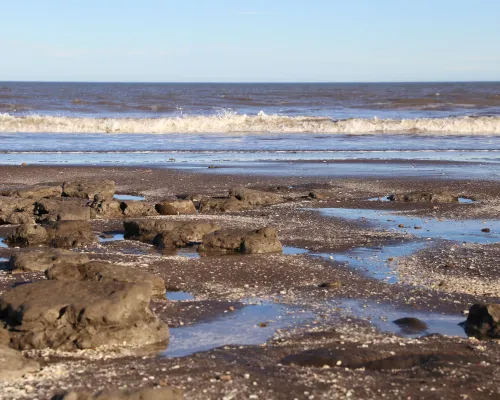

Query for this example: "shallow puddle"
[163,299,314,358]
[99,233,125,242]
[319,208,500,244]
[337,299,467,338]
[314,241,426,284]
[166,291,195,301]
[114,194,145,201]
[0,238,7,248]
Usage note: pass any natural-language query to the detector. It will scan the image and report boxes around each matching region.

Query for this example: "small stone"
[481,228,491,233]
[258,322,268,328]
[398,224,405,228]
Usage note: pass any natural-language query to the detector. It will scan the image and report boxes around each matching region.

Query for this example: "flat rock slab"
[199,187,283,212]
[124,220,220,244]
[0,345,40,380]
[155,200,197,215]
[53,387,183,400]
[46,261,166,297]
[34,198,91,222]
[9,249,90,272]
[0,280,169,350]
[199,226,282,254]
[1,183,63,199]
[63,180,115,200]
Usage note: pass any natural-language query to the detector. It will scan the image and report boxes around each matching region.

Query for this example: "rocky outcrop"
[34,198,91,222]
[464,303,500,338]
[124,220,220,245]
[120,201,158,217]
[0,196,35,225]
[0,345,40,380]
[52,387,183,400]
[155,200,197,215]
[199,227,282,254]
[9,249,89,272]
[1,183,63,199]
[89,199,124,219]
[199,187,283,212]
[7,221,97,248]
[388,191,459,203]
[0,281,169,350]
[46,261,166,297]
[62,180,115,200]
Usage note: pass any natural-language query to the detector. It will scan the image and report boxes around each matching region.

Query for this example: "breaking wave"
[1,112,500,134]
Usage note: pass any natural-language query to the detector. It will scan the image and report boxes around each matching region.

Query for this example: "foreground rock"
[388,191,459,203]
[155,199,197,215]
[0,281,169,350]
[0,196,36,225]
[464,303,500,338]
[53,387,183,400]
[62,180,115,200]
[120,201,158,217]
[199,187,283,212]
[7,221,97,248]
[199,227,282,254]
[34,198,91,222]
[0,345,40,380]
[9,249,89,272]
[124,220,220,247]
[46,261,166,297]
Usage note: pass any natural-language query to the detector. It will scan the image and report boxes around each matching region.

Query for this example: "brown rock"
[120,201,158,217]
[464,303,500,338]
[62,180,115,200]
[0,345,40,380]
[52,387,183,400]
[199,227,282,254]
[0,280,169,350]
[155,200,197,215]
[388,191,459,203]
[46,261,166,297]
[34,198,91,222]
[9,249,89,272]
[2,183,62,199]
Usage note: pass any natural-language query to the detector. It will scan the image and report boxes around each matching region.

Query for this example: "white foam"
[1,112,500,134]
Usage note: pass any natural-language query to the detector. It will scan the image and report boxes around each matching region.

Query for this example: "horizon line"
[1,80,500,84]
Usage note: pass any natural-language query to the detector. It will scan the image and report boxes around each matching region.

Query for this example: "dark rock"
[0,346,40,380]
[393,317,429,334]
[34,198,91,222]
[7,221,97,248]
[155,200,197,215]
[52,387,183,400]
[199,227,282,254]
[464,303,500,338]
[318,281,343,289]
[1,183,62,199]
[199,187,283,213]
[481,228,491,233]
[9,249,89,272]
[388,191,459,203]
[120,201,157,217]
[62,180,115,200]
[89,199,123,219]
[46,261,166,297]
[124,219,220,244]
[308,190,335,200]
[0,280,169,350]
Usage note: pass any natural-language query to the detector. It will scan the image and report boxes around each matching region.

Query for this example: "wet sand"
[1,164,500,399]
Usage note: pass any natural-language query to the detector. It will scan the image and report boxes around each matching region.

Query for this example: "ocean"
[1,82,500,179]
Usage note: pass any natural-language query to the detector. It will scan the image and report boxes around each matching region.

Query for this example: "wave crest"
[1,113,499,134]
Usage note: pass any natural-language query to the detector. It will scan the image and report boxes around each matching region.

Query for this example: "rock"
[464,303,500,338]
[7,221,97,248]
[318,281,343,289]
[62,180,115,200]
[120,201,158,217]
[155,200,197,215]
[1,183,62,199]
[52,387,183,400]
[0,280,169,350]
[308,191,334,200]
[0,196,35,225]
[46,261,166,297]
[229,187,283,206]
[199,227,282,254]
[0,345,40,380]
[6,223,49,246]
[481,228,491,233]
[199,187,283,213]
[124,220,220,244]
[34,198,91,222]
[89,199,123,219]
[388,191,459,203]
[9,249,89,273]
[393,317,429,334]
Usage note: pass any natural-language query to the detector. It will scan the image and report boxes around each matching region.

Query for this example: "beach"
[1,82,500,399]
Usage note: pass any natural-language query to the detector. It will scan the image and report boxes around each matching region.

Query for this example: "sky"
[1,0,499,82]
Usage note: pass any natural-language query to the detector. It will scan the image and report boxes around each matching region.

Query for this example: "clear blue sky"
[2,0,499,82]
